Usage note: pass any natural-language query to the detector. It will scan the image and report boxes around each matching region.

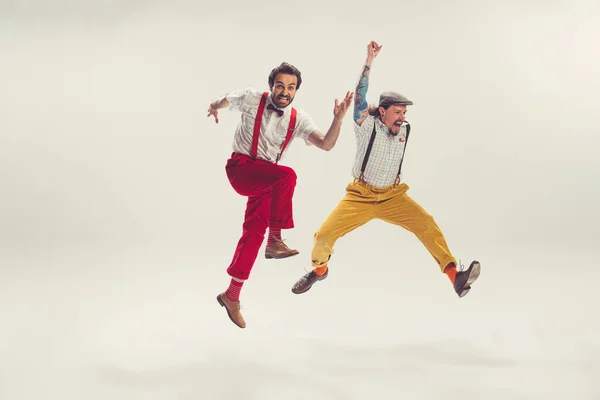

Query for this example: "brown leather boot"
[216,292,246,328]
[265,240,299,259]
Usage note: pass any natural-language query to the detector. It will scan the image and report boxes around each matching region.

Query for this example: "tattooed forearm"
[353,64,371,121]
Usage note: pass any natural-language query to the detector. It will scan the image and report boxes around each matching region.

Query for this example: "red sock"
[444,263,457,284]
[267,227,281,247]
[314,265,328,276]
[225,278,244,302]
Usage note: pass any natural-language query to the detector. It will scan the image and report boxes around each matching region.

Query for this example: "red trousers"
[225,152,297,280]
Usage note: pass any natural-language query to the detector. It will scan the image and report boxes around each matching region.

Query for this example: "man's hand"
[333,91,354,121]
[366,40,382,65]
[207,101,220,124]
[307,91,354,151]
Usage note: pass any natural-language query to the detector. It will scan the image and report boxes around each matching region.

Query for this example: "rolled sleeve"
[226,87,261,112]
[354,115,375,136]
[294,111,319,146]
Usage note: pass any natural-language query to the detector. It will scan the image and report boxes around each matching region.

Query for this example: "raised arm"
[353,41,382,126]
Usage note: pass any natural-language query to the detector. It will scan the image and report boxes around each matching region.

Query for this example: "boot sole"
[216,295,245,329]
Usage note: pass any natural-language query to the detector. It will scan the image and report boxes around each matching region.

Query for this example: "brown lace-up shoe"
[216,292,246,328]
[265,240,299,259]
[291,268,329,294]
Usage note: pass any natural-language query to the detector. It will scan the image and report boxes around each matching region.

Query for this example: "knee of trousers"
[413,215,441,235]
[312,232,334,253]
[278,165,297,185]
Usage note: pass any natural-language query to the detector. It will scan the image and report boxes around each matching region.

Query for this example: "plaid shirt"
[351,115,409,188]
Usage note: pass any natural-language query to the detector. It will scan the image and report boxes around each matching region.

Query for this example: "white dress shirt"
[226,87,318,163]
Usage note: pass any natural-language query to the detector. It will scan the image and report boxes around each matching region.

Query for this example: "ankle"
[444,263,457,284]
[267,228,282,246]
[314,265,328,276]
[226,278,244,302]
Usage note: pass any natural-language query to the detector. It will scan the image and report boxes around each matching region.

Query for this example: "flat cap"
[378,91,413,107]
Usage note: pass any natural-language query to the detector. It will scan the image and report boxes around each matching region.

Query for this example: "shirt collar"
[375,117,390,134]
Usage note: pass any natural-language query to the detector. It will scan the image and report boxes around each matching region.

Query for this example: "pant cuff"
[311,254,331,268]
[440,257,458,272]
[269,219,294,230]
[227,266,250,280]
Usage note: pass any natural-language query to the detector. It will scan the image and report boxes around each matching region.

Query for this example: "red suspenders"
[277,107,297,163]
[250,92,297,164]
[250,93,268,159]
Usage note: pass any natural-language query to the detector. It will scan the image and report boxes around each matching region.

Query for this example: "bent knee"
[414,215,440,233]
[278,165,297,183]
[313,231,333,245]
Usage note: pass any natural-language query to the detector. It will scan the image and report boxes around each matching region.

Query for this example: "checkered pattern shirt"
[351,115,409,188]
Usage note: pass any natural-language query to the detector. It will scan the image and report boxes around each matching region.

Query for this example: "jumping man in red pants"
[207,62,353,328]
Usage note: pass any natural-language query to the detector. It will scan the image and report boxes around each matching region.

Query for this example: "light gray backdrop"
[1,0,599,398]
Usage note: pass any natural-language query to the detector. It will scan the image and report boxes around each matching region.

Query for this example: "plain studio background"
[1,0,599,398]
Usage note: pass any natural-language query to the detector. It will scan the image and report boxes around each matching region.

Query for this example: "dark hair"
[368,104,390,117]
[268,62,302,90]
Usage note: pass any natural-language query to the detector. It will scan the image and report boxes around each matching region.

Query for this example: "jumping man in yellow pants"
[291,40,481,298]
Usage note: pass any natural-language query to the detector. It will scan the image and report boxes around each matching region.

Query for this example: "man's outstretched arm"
[207,95,230,124]
[354,40,382,127]
[308,90,354,151]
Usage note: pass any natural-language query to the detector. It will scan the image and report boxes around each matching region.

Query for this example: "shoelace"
[270,238,289,247]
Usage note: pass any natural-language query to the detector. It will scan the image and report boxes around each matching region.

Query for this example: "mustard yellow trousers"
[311,180,457,272]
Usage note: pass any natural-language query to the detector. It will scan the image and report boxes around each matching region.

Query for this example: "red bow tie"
[267,104,284,117]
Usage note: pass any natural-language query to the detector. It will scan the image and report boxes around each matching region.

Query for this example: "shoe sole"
[265,252,299,259]
[466,261,481,286]
[458,261,481,298]
[291,284,312,294]
[216,295,245,329]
